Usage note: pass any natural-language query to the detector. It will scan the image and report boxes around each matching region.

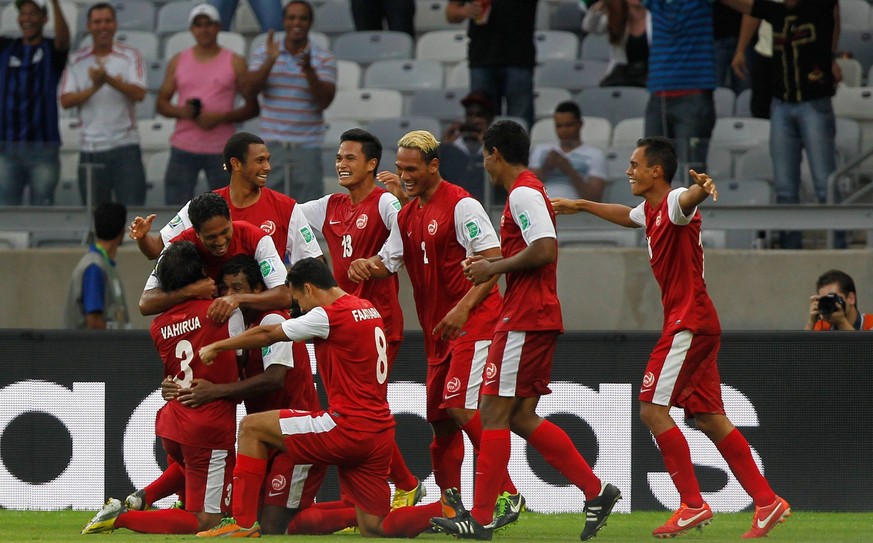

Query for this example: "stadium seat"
[838,29,873,74]
[415,29,468,64]
[323,88,404,123]
[576,86,649,127]
[144,151,170,208]
[137,117,176,152]
[493,115,528,133]
[579,32,610,63]
[714,87,736,118]
[534,0,550,30]
[367,116,442,149]
[603,178,641,207]
[610,117,645,151]
[535,59,609,92]
[144,58,167,92]
[313,0,356,36]
[363,59,444,93]
[78,31,159,61]
[839,0,873,31]
[163,31,246,59]
[549,1,584,36]
[231,1,261,36]
[699,179,773,249]
[533,87,573,120]
[322,119,360,150]
[58,119,83,152]
[836,57,863,88]
[445,59,469,88]
[156,1,198,37]
[835,117,862,167]
[604,148,631,184]
[337,59,362,90]
[734,147,773,182]
[529,115,611,151]
[534,30,579,62]
[113,0,156,32]
[706,117,770,179]
[734,88,752,117]
[408,87,466,124]
[832,86,873,173]
[56,153,82,206]
[414,0,463,32]
[332,30,413,65]
[249,31,329,56]
[136,92,157,119]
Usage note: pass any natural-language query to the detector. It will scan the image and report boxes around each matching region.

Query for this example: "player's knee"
[446,407,475,426]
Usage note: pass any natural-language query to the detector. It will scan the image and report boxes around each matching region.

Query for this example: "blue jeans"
[770,96,838,248]
[164,147,230,205]
[209,0,282,31]
[78,144,147,206]
[265,142,323,203]
[645,91,716,179]
[470,66,535,131]
[0,145,60,206]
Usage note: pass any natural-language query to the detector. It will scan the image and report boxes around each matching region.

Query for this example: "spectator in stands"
[64,202,129,330]
[722,0,841,249]
[157,4,259,205]
[209,0,282,32]
[246,0,337,204]
[529,101,608,201]
[0,0,69,206]
[713,2,749,95]
[806,269,873,331]
[643,0,717,178]
[438,90,494,202]
[582,0,649,88]
[60,2,147,206]
[351,0,415,37]
[446,0,538,130]
[731,6,780,119]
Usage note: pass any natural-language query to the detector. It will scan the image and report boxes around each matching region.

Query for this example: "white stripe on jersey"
[279,411,337,436]
[653,330,693,406]
[499,332,525,397]
[204,449,229,514]
[464,340,491,409]
[285,464,314,509]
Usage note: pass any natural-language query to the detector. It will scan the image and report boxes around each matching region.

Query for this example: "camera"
[187,98,202,119]
[818,293,846,316]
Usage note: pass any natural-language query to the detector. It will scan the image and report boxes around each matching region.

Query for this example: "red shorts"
[481,330,557,398]
[263,449,327,510]
[640,330,725,418]
[160,438,234,514]
[425,339,491,422]
[277,409,394,517]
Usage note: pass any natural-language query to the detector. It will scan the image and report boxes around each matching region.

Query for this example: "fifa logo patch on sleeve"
[391,200,402,211]
[519,211,531,231]
[169,214,182,227]
[464,219,481,239]
[300,225,314,243]
[259,258,275,278]
[262,345,272,357]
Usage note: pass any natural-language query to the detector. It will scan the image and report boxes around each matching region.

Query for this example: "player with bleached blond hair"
[348,130,522,529]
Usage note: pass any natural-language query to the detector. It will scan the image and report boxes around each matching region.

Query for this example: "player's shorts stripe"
[465,340,491,409]
[204,449,229,514]
[285,464,313,509]
[500,331,525,397]
[279,411,337,435]
[653,330,692,406]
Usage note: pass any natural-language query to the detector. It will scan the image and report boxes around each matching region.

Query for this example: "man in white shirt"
[60,2,146,205]
[529,101,608,201]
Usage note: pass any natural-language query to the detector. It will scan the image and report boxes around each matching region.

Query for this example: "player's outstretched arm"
[207,285,293,323]
[681,169,719,215]
[348,256,391,282]
[129,214,165,260]
[139,278,216,316]
[200,323,287,364]
[550,197,638,228]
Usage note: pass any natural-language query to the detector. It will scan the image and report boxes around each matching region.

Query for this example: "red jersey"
[280,294,394,433]
[630,189,721,335]
[151,299,244,449]
[396,181,502,362]
[303,188,404,342]
[241,310,320,414]
[167,221,286,288]
[498,171,563,332]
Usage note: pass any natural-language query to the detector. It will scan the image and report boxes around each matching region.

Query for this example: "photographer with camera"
[805,269,873,331]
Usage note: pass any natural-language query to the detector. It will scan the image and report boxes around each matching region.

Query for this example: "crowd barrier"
[1,330,870,512]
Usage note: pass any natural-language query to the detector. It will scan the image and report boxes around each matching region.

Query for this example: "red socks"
[655,426,704,508]
[462,413,517,495]
[430,432,464,491]
[286,505,358,534]
[115,509,199,534]
[389,441,418,491]
[528,420,601,500]
[471,429,510,525]
[382,501,443,537]
[717,428,776,507]
[233,454,267,528]
[143,460,185,504]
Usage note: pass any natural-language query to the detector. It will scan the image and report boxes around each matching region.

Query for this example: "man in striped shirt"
[247,0,336,204]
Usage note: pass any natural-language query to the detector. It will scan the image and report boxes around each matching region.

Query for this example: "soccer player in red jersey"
[138,191,291,320]
[348,130,521,525]
[81,241,243,535]
[297,128,423,508]
[551,136,790,539]
[195,257,446,538]
[129,131,323,265]
[432,120,620,541]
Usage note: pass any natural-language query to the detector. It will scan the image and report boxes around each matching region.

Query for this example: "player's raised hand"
[129,214,156,240]
[689,169,718,202]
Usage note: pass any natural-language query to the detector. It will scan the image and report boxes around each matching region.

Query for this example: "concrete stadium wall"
[2,246,872,330]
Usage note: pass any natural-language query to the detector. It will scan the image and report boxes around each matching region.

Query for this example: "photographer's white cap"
[15,0,47,12]
[189,4,221,26]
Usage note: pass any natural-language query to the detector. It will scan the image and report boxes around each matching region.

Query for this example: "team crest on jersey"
[485,362,498,380]
[427,219,439,235]
[446,377,461,394]
[300,225,314,243]
[271,474,287,491]
[655,211,662,227]
[261,220,276,236]
[464,219,480,239]
[169,214,182,227]
[642,371,655,389]
[356,214,368,229]
[259,258,275,278]
[519,210,531,231]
